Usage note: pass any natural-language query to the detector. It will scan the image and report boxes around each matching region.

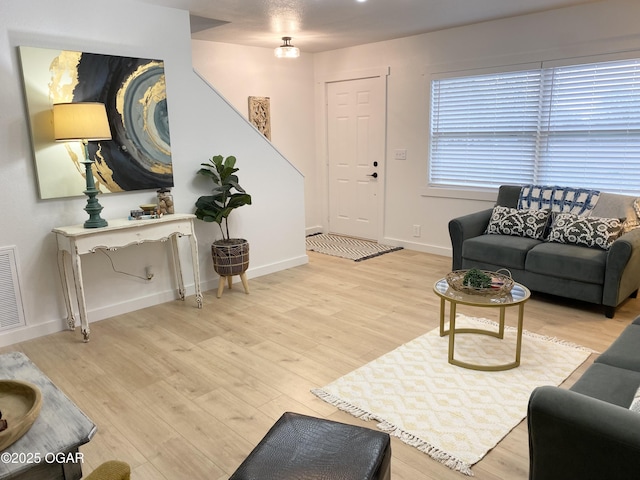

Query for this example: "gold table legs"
[438,298,525,371]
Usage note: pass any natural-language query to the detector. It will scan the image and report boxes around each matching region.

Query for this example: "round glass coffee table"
[433,277,531,371]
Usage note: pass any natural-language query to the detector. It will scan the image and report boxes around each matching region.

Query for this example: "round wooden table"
[433,277,531,371]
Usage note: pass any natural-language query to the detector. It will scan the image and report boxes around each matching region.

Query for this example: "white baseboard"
[382,237,452,257]
[199,254,309,292]
[90,254,310,320]
[0,320,69,348]
[0,254,310,347]
[247,254,309,277]
[88,290,181,323]
[305,226,323,236]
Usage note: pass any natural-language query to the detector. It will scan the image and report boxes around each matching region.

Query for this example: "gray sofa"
[449,185,640,317]
[528,316,640,480]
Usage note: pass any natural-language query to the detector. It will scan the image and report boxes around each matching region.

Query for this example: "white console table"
[52,213,202,342]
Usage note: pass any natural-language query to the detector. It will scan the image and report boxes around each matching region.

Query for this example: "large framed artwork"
[19,46,173,199]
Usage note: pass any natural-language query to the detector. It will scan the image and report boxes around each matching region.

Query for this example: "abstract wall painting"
[248,96,271,140]
[19,46,173,199]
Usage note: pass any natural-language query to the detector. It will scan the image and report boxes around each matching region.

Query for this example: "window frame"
[424,52,640,200]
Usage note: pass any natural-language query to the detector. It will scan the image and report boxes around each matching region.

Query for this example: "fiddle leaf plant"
[194,155,252,241]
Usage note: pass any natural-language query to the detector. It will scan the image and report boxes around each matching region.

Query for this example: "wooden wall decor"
[248,96,271,140]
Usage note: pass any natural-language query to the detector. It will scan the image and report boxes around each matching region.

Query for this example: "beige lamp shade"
[53,102,112,141]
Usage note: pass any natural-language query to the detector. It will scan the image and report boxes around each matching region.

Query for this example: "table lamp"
[53,102,112,228]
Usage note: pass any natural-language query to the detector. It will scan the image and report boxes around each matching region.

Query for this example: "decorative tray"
[0,380,42,451]
[445,269,514,296]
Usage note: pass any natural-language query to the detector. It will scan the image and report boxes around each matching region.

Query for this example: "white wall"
[191,0,640,258]
[0,0,307,346]
[191,41,321,233]
[314,0,640,256]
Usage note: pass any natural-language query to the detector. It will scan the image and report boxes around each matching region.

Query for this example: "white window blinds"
[430,57,640,194]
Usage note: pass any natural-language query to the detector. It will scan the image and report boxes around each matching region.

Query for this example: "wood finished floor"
[2,249,639,479]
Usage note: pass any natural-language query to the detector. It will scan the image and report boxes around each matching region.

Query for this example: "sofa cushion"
[486,205,551,240]
[595,323,640,372]
[462,234,541,270]
[525,241,607,284]
[495,185,522,209]
[547,213,624,250]
[590,192,640,234]
[570,363,640,408]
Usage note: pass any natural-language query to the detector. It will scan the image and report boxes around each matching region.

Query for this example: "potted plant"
[195,154,252,281]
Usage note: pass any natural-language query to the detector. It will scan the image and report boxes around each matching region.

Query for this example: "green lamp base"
[81,158,108,229]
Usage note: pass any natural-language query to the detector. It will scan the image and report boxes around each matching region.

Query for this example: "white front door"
[327,76,385,240]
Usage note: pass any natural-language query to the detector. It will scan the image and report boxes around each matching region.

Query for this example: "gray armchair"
[528,386,640,480]
[528,317,640,479]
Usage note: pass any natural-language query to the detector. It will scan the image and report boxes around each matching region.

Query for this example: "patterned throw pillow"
[548,213,624,250]
[486,206,551,240]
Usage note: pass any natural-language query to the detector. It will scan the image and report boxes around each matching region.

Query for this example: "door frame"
[321,67,389,242]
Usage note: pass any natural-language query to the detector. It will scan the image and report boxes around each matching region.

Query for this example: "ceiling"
[134,0,605,54]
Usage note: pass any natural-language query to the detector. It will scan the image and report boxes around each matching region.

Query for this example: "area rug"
[311,315,593,476]
[305,233,403,261]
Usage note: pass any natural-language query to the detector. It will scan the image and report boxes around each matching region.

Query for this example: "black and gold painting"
[19,46,173,199]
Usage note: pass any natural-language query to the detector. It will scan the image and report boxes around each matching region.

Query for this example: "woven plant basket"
[211,238,249,277]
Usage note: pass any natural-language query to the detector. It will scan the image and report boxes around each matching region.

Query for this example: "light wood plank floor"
[2,249,639,479]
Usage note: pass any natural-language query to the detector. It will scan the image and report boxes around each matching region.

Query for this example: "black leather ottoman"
[229,412,391,480]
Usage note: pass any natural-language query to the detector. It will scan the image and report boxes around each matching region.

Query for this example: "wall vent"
[0,246,26,331]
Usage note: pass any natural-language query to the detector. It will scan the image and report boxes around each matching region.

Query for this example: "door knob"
[367,172,378,178]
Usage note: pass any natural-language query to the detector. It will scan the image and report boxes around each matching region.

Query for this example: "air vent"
[0,246,26,331]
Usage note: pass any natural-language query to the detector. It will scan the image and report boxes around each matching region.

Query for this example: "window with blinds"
[429,57,640,194]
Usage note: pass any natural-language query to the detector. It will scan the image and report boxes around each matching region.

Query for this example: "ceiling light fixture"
[274,37,300,59]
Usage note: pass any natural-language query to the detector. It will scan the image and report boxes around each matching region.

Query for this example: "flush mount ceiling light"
[274,37,300,59]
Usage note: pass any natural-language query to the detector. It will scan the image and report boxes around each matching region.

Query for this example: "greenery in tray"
[463,269,492,289]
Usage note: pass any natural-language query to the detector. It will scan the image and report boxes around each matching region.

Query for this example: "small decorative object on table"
[129,204,163,220]
[0,379,43,451]
[129,209,162,221]
[129,209,144,219]
[140,203,158,214]
[446,268,514,296]
[157,188,174,214]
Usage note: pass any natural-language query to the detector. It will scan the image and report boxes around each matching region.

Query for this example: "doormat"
[305,233,403,261]
[312,315,593,475]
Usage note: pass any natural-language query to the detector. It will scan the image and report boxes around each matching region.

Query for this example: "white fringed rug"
[305,233,403,261]
[312,315,593,476]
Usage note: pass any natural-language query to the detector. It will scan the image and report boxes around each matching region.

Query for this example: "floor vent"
[0,246,26,331]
